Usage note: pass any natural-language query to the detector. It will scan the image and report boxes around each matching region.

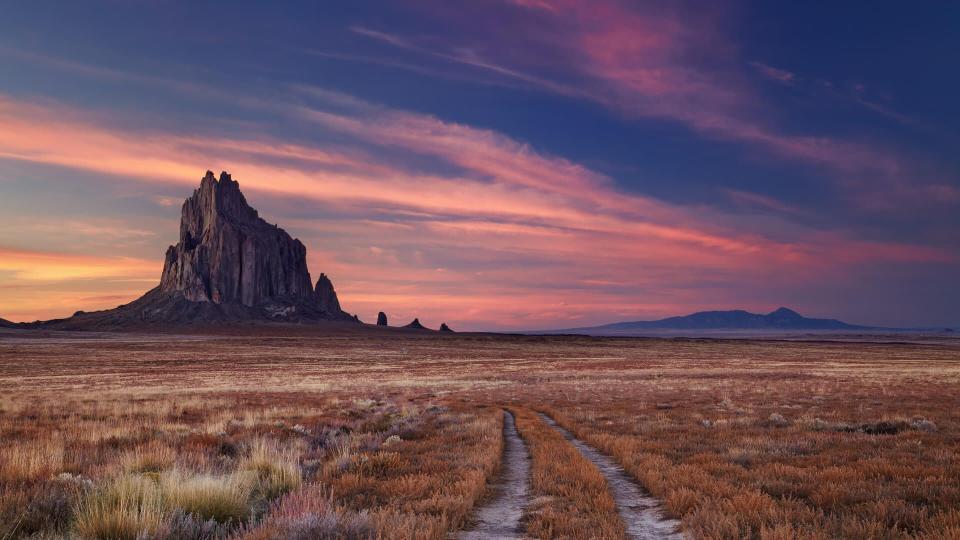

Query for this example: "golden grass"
[72,470,253,539]
[0,437,64,483]
[511,406,624,539]
[120,442,175,474]
[239,438,302,500]
[159,469,253,523]
[73,475,165,540]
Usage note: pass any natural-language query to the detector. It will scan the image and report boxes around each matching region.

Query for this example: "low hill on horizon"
[539,307,877,335]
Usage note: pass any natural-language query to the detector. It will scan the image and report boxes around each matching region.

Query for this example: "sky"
[0,1,958,330]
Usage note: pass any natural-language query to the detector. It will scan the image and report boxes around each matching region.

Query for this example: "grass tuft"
[239,439,302,500]
[73,475,165,540]
[121,443,175,474]
[160,470,253,523]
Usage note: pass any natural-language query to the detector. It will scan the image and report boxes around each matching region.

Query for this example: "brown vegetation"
[1,332,958,538]
[510,406,624,539]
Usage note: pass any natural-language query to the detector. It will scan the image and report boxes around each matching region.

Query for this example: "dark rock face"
[377,312,388,326]
[0,318,13,328]
[404,318,426,330]
[314,273,342,314]
[39,171,355,329]
[439,323,453,332]
[160,171,315,306]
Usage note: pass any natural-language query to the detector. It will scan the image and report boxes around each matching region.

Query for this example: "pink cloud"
[0,91,953,326]
[357,1,907,181]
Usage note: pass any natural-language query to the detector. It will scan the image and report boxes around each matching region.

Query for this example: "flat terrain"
[1,330,959,539]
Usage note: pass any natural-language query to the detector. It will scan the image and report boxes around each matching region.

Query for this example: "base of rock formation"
[32,287,356,330]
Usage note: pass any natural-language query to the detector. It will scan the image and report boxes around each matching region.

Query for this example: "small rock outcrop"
[377,312,388,326]
[439,323,453,332]
[40,171,356,328]
[404,318,427,330]
[0,317,13,328]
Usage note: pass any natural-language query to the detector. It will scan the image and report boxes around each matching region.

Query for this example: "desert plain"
[1,329,958,539]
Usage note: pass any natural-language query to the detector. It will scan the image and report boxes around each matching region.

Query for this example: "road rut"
[456,410,532,539]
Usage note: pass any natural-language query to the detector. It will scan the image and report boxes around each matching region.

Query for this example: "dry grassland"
[1,332,958,539]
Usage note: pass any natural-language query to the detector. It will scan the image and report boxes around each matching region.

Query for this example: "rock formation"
[314,273,342,314]
[159,171,315,305]
[377,312,388,326]
[0,317,13,328]
[439,323,453,332]
[404,318,427,330]
[40,171,356,328]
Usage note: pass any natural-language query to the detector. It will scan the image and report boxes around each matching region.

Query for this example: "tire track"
[539,413,683,540]
[456,410,532,539]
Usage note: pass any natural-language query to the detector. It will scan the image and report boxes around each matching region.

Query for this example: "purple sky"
[0,1,958,330]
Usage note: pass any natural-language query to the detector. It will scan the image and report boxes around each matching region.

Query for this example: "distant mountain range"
[541,307,876,335]
[0,318,12,328]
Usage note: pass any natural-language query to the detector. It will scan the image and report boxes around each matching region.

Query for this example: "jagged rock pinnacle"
[159,171,316,306]
[314,273,342,315]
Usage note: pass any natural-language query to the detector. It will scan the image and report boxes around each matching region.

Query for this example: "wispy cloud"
[1,88,953,325]
[351,2,913,183]
[724,189,810,219]
[2,19,957,329]
[748,61,796,85]
[349,26,585,98]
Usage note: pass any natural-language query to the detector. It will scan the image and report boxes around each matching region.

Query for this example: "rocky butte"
[39,171,357,329]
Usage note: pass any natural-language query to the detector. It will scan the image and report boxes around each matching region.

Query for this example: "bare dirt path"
[456,410,532,539]
[538,413,683,540]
